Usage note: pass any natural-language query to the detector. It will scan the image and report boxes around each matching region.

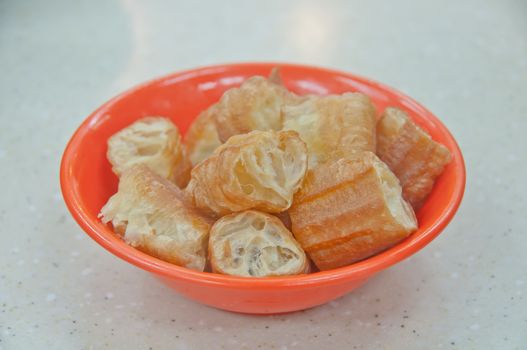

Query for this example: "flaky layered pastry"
[212,75,300,142]
[376,107,452,209]
[99,165,212,271]
[186,130,308,217]
[209,211,309,277]
[289,152,417,270]
[107,117,191,188]
[184,107,222,166]
[282,93,377,168]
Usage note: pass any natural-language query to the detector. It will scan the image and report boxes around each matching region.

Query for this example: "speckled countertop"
[1,0,526,349]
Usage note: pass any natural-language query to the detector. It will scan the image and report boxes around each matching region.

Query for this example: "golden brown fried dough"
[376,107,452,209]
[107,117,191,188]
[289,152,417,270]
[184,107,222,166]
[268,66,284,85]
[186,130,308,217]
[282,93,377,168]
[99,165,212,271]
[209,211,309,277]
[213,76,300,142]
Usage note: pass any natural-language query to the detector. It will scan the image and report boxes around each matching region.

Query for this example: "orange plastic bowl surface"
[60,63,465,314]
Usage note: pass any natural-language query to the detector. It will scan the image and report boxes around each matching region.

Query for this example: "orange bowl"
[60,63,465,314]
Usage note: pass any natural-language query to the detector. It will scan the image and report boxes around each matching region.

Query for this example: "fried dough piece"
[186,130,308,217]
[282,93,377,168]
[209,211,309,277]
[213,75,300,142]
[99,165,212,271]
[107,117,191,188]
[268,66,283,85]
[376,107,452,209]
[184,107,222,166]
[289,152,417,270]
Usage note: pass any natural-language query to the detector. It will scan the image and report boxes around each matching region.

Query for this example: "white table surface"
[1,0,526,349]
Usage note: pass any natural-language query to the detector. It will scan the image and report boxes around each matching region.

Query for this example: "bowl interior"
[61,63,465,285]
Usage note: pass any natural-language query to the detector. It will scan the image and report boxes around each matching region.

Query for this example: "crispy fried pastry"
[376,107,452,209]
[268,66,284,85]
[99,165,212,271]
[213,76,300,142]
[184,107,222,166]
[289,152,417,270]
[107,117,191,188]
[186,130,308,217]
[209,210,309,277]
[282,93,377,168]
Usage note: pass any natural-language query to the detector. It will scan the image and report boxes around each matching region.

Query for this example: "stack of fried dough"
[99,69,451,277]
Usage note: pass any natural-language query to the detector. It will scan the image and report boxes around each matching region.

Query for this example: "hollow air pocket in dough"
[376,107,452,209]
[106,117,191,188]
[289,152,417,271]
[99,165,212,271]
[185,130,308,217]
[209,210,309,277]
[282,93,377,169]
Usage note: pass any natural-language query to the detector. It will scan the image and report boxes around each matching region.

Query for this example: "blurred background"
[1,0,526,349]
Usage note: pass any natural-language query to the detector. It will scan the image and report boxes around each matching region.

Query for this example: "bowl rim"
[60,62,466,288]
